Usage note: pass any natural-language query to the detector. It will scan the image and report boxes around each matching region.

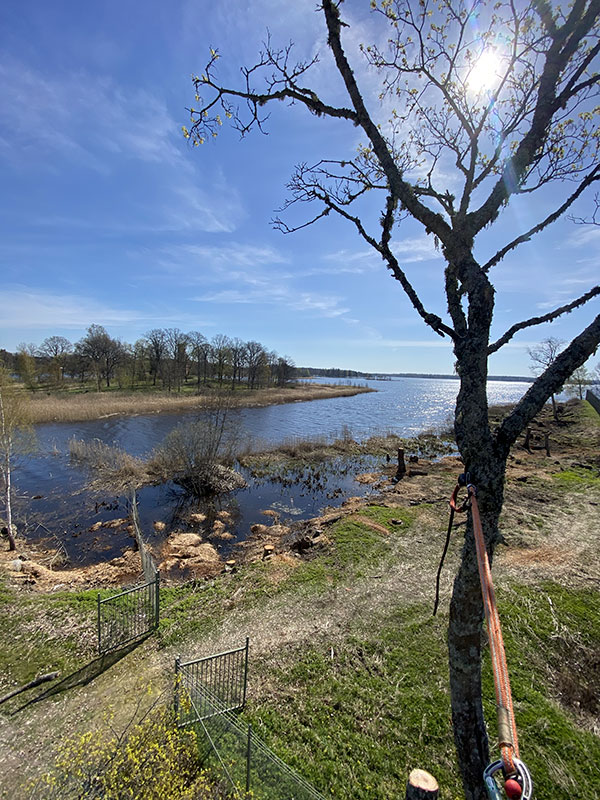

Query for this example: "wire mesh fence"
[175,641,326,800]
[95,490,161,654]
[130,489,158,583]
[97,572,159,653]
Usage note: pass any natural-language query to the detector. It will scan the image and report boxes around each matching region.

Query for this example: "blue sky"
[1,0,598,377]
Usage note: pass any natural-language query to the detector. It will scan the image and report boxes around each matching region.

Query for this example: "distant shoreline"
[302,370,534,383]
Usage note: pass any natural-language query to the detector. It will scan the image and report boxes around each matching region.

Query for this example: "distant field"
[26,383,374,424]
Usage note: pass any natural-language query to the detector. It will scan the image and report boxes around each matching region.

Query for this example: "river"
[14,377,529,565]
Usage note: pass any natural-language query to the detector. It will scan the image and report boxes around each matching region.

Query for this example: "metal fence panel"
[175,641,326,800]
[176,639,249,726]
[586,389,600,416]
[97,572,159,653]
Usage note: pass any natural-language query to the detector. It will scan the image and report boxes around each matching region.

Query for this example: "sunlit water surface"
[16,377,529,564]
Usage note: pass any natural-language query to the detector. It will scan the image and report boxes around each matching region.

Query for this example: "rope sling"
[436,476,533,800]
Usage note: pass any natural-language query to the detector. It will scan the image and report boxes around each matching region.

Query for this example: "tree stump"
[262,544,275,560]
[405,769,439,799]
[523,428,532,452]
[396,448,407,480]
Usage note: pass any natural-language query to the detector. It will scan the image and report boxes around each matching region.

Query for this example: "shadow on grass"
[13,634,151,714]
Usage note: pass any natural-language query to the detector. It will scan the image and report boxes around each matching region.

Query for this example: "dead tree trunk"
[0,671,59,705]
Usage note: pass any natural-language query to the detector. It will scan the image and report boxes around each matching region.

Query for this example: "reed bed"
[26,384,373,424]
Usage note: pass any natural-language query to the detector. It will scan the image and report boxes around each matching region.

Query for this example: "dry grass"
[26,384,374,424]
[68,439,148,494]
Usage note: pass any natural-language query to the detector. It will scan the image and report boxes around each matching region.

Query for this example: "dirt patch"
[0,544,144,591]
[555,640,600,734]
[503,544,574,567]
[158,532,223,581]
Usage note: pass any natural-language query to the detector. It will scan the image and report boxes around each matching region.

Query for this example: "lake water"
[15,377,530,565]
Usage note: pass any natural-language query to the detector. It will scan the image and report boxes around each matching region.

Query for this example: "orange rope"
[468,485,519,776]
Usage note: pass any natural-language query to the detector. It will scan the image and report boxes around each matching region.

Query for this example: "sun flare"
[467,50,502,93]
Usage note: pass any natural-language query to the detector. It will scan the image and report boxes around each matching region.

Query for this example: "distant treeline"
[1,326,295,393]
[296,367,367,379]
[299,367,533,382]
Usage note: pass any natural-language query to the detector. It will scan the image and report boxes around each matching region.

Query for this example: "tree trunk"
[0,392,15,551]
[449,260,504,800]
[5,455,14,551]
[447,455,505,799]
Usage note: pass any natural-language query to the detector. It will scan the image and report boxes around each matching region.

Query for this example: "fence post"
[242,637,249,708]
[245,723,252,796]
[174,656,181,723]
[154,570,161,630]
[97,593,102,653]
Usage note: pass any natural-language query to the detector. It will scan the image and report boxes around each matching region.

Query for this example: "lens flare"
[467,50,502,93]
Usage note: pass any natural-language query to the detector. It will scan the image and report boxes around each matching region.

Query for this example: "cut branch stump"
[405,769,439,799]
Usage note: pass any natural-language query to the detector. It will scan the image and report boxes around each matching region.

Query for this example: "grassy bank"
[25,383,373,424]
[1,401,599,798]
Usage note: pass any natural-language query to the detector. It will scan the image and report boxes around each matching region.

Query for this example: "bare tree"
[76,325,124,390]
[528,337,564,420]
[229,337,246,389]
[188,331,211,391]
[275,355,296,387]
[187,2,600,796]
[38,335,73,385]
[164,328,190,393]
[0,367,34,550]
[244,340,267,389]
[211,334,232,386]
[144,328,168,387]
[130,339,149,389]
[565,363,591,400]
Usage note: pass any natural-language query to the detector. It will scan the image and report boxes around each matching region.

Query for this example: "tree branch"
[320,0,452,242]
[483,165,600,271]
[495,312,600,453]
[469,0,600,233]
[488,286,600,354]
[276,183,456,341]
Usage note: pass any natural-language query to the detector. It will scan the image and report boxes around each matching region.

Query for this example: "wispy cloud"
[194,284,349,318]
[158,176,246,234]
[0,287,209,333]
[319,248,378,274]
[566,225,600,248]
[392,235,443,263]
[153,242,290,277]
[0,57,183,171]
[0,288,144,330]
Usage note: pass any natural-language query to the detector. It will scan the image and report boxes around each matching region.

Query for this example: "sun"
[467,49,502,93]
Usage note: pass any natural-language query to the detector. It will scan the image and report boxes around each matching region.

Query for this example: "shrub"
[30,701,225,799]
